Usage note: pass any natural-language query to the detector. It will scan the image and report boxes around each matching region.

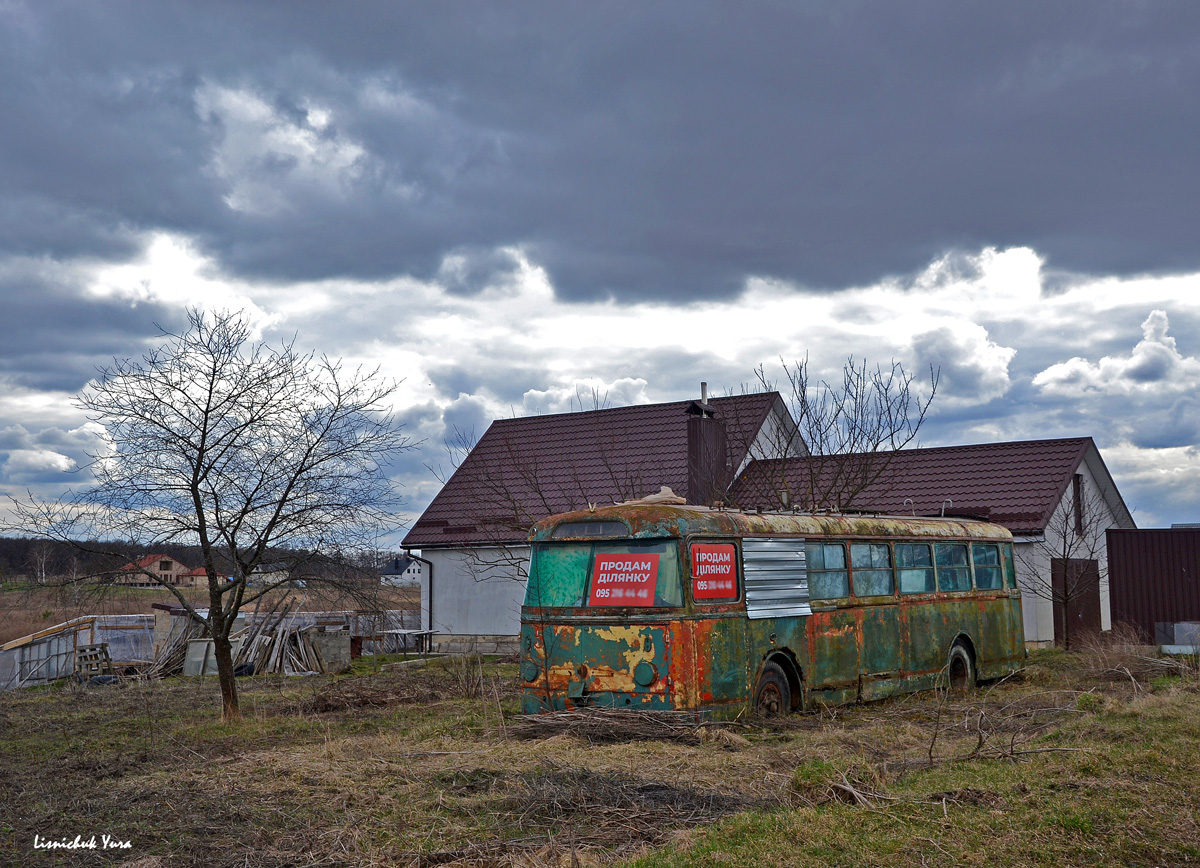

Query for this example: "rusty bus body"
[519,502,1025,716]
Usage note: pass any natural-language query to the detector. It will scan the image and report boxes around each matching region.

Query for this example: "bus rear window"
[973,544,1004,590]
[525,540,682,608]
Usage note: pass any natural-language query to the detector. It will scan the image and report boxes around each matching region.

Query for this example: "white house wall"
[1014,458,1125,646]
[425,546,530,642]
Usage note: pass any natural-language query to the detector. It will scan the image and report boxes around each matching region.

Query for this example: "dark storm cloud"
[0,262,177,391]
[3,1,1199,302]
[426,361,549,407]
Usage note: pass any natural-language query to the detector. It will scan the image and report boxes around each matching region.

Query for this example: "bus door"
[741,538,821,704]
[685,541,749,709]
[803,540,859,703]
[903,541,979,686]
[896,541,939,689]
[851,542,902,701]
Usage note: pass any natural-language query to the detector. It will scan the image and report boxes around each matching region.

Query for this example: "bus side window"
[806,541,849,599]
[850,542,894,597]
[935,543,971,592]
[896,542,935,594]
[973,544,1004,590]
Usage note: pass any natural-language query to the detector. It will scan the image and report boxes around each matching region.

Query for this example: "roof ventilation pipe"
[701,381,709,404]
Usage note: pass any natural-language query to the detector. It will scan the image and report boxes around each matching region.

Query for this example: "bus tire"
[754,661,791,716]
[947,641,975,691]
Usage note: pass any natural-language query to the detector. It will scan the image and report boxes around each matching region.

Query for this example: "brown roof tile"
[730,437,1099,535]
[404,393,782,547]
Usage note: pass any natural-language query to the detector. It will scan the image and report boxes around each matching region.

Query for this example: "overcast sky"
[2,1,1199,533]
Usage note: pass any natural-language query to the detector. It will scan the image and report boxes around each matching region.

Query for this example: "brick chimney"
[686,382,728,504]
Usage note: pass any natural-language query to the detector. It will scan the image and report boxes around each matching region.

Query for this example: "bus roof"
[530,501,1014,543]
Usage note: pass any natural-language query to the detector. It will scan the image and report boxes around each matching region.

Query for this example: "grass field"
[1,638,1197,868]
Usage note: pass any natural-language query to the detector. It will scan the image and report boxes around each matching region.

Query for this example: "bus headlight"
[633,661,657,686]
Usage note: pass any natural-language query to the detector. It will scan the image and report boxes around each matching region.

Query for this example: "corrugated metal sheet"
[1107,528,1200,642]
[743,537,810,619]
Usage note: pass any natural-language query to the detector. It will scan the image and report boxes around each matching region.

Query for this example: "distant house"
[181,566,210,586]
[115,554,203,588]
[403,390,798,645]
[248,562,291,587]
[731,437,1136,646]
[381,555,425,587]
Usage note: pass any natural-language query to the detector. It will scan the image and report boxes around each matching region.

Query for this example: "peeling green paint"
[522,502,1025,716]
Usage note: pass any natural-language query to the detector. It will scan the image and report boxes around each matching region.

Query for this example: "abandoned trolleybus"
[519,499,1025,715]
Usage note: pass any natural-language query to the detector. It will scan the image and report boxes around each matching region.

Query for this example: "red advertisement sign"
[588,553,660,607]
[691,544,737,600]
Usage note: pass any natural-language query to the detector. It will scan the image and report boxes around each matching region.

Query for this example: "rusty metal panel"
[806,608,859,693]
[860,602,902,699]
[742,538,810,619]
[519,619,674,712]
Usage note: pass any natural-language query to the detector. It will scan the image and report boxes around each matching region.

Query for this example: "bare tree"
[1017,476,1109,651]
[10,310,409,719]
[742,356,938,510]
[25,539,57,586]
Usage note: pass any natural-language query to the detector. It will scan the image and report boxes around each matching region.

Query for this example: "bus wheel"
[754,661,791,716]
[947,642,975,691]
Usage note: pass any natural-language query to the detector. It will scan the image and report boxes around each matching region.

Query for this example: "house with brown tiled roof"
[181,566,210,586]
[406,378,1135,649]
[115,554,204,588]
[730,437,1136,646]
[402,389,799,645]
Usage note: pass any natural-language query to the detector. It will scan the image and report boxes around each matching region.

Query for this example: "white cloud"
[1033,310,1200,396]
[5,448,75,474]
[20,235,1200,523]
[1100,442,1200,527]
[912,322,1016,405]
[84,232,274,329]
[195,82,381,215]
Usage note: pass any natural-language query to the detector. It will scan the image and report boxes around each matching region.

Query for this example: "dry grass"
[510,709,719,746]
[0,586,204,644]
[2,634,1198,868]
